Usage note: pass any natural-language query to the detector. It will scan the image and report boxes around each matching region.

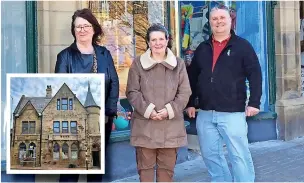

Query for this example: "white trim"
[143,103,156,119]
[165,103,175,119]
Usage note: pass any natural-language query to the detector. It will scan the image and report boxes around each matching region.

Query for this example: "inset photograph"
[6,74,105,174]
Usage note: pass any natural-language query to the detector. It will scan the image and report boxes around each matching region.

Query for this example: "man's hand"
[245,106,260,117]
[186,107,196,118]
[157,108,168,119]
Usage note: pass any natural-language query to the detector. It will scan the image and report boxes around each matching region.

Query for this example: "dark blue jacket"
[55,42,119,116]
[187,30,262,112]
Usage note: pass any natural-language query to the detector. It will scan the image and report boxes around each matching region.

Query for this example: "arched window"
[53,143,60,160]
[19,143,26,159]
[71,143,78,160]
[62,143,69,159]
[28,142,36,157]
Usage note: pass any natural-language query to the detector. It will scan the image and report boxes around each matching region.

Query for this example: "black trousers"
[59,117,114,182]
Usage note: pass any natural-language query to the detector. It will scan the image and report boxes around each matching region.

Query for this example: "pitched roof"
[84,82,99,108]
[15,97,51,115]
[41,83,86,113]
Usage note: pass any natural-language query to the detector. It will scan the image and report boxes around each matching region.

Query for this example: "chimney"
[46,85,52,98]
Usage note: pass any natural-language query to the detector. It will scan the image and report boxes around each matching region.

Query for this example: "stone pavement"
[114,137,304,182]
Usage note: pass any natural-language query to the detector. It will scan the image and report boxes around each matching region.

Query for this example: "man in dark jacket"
[186,6,262,182]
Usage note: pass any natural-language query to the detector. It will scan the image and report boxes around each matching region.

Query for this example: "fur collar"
[140,48,177,70]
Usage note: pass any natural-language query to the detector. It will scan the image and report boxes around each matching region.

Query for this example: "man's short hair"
[209,6,231,18]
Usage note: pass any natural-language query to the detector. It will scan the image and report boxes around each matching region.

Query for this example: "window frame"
[62,143,69,159]
[61,98,68,110]
[62,121,69,133]
[70,121,77,134]
[69,98,73,110]
[53,121,60,134]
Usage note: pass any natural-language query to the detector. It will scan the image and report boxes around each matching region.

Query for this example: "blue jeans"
[196,110,255,182]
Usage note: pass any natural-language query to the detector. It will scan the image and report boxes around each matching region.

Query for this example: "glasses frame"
[75,24,93,32]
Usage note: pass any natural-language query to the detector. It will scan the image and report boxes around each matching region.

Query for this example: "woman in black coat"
[55,8,119,182]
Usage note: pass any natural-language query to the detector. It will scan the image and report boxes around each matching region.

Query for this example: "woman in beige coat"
[126,24,192,182]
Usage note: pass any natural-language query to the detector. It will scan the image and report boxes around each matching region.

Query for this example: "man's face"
[210,9,232,35]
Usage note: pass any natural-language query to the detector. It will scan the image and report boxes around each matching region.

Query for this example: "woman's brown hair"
[71,8,104,44]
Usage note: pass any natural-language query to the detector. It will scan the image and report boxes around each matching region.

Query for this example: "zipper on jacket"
[209,42,214,83]
[208,41,232,76]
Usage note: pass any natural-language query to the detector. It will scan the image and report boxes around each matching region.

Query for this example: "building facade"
[10,83,101,169]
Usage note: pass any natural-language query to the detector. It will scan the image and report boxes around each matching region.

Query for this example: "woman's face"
[148,31,168,56]
[74,17,94,43]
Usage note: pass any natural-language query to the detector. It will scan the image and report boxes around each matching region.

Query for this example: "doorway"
[92,151,100,167]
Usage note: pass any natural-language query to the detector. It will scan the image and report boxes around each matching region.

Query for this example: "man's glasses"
[75,25,92,32]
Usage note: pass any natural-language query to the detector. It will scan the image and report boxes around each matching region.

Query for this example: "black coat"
[187,31,262,112]
[55,42,119,116]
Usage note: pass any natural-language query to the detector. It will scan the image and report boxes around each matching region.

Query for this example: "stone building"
[10,83,101,169]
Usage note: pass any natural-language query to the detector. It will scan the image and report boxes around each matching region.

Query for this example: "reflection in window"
[71,121,77,134]
[62,143,69,159]
[53,143,60,160]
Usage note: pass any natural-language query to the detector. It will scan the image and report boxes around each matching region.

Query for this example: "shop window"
[179,1,269,111]
[62,143,69,159]
[28,142,36,157]
[86,1,169,135]
[18,143,26,159]
[71,143,78,160]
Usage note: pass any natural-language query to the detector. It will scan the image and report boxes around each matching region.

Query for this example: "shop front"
[84,1,277,144]
[4,0,303,182]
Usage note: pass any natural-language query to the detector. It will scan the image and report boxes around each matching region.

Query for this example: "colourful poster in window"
[180,1,236,66]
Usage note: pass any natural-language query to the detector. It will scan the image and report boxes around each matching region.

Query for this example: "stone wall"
[11,103,41,166]
[274,1,304,140]
[37,1,85,73]
[41,84,88,168]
